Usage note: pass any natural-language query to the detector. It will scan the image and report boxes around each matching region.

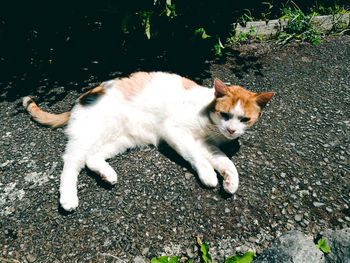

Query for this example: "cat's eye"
[240,117,251,123]
[220,112,231,120]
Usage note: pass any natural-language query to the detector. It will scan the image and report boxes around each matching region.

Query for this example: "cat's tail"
[22,96,71,128]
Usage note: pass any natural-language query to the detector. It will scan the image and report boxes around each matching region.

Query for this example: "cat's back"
[75,71,212,119]
[114,71,200,101]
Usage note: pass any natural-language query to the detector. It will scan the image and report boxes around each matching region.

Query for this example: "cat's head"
[209,78,274,140]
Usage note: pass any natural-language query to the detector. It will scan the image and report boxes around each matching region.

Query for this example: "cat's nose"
[227,128,236,134]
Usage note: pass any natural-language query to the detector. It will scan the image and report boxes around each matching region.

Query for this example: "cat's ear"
[214,78,228,97]
[255,92,275,108]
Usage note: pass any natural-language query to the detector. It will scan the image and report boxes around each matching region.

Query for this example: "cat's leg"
[59,145,86,211]
[201,145,239,194]
[85,155,117,184]
[85,137,134,184]
[163,130,218,188]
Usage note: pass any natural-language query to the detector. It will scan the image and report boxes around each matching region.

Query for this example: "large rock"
[254,230,325,263]
[320,228,350,263]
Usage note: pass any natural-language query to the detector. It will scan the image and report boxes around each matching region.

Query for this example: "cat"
[23,71,274,211]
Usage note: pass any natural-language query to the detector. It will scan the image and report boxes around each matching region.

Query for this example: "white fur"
[209,99,249,140]
[59,72,240,211]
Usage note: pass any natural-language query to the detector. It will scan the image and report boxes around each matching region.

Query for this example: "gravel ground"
[1,36,349,262]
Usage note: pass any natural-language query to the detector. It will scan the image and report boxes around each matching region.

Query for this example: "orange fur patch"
[116,72,155,99]
[182,77,199,90]
[213,85,269,125]
[79,83,106,104]
[23,97,71,128]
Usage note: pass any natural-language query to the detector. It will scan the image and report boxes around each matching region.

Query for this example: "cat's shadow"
[158,139,240,197]
[86,169,115,191]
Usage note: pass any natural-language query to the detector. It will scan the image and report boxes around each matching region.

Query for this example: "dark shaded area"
[1,0,347,103]
[158,138,240,197]
[158,139,240,173]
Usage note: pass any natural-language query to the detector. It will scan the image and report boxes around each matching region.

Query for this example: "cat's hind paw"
[100,169,118,185]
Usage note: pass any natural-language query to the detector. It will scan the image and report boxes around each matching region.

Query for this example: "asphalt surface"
[1,36,350,262]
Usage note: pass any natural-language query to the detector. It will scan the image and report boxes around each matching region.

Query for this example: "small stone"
[254,231,324,263]
[303,219,310,225]
[280,172,286,178]
[186,248,195,258]
[142,247,149,255]
[184,172,192,180]
[290,194,297,200]
[26,254,37,262]
[326,207,333,213]
[225,208,231,213]
[249,236,257,243]
[295,214,303,222]
[313,202,325,207]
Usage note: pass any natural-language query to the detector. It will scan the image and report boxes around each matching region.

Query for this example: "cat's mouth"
[223,132,239,139]
[222,129,243,139]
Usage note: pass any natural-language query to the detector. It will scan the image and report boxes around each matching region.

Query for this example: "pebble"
[186,248,195,258]
[184,172,192,180]
[326,207,333,213]
[142,247,149,255]
[313,202,325,207]
[294,214,303,222]
[303,219,310,225]
[26,254,37,262]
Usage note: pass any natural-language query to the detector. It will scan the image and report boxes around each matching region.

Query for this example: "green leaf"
[225,252,254,263]
[168,256,179,263]
[121,15,130,34]
[144,15,151,39]
[139,11,152,39]
[249,25,256,35]
[151,256,179,263]
[214,43,222,56]
[200,243,212,263]
[166,5,172,17]
[151,256,170,263]
[194,28,211,39]
[217,37,224,48]
[316,239,331,253]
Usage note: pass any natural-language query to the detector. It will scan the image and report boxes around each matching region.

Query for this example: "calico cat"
[23,71,274,211]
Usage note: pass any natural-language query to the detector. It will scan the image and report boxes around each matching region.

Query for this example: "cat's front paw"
[221,168,239,194]
[60,191,79,211]
[198,167,218,188]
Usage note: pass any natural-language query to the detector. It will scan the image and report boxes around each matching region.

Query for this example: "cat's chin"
[223,133,240,140]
